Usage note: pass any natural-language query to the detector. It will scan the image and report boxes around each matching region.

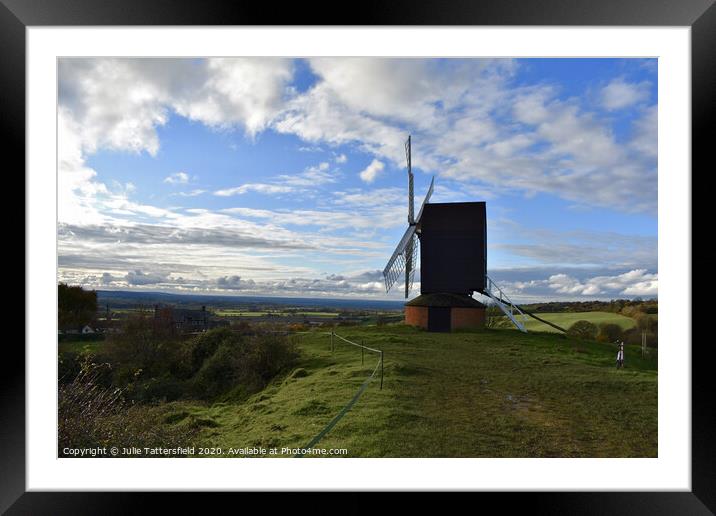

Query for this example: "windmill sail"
[383,177,434,295]
[383,135,435,297]
[383,225,417,293]
[406,135,414,224]
[416,176,434,221]
[405,135,414,296]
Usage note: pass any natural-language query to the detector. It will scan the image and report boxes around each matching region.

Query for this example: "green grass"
[159,325,656,458]
[496,311,637,333]
[59,340,104,354]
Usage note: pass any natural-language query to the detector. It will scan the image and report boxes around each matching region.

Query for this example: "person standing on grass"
[616,341,625,369]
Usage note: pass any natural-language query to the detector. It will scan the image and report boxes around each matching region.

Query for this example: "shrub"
[567,320,598,340]
[192,344,246,399]
[189,327,238,375]
[230,320,252,333]
[58,351,83,385]
[188,328,298,400]
[126,374,187,403]
[597,323,623,343]
[104,314,185,381]
[93,324,299,403]
[58,362,196,455]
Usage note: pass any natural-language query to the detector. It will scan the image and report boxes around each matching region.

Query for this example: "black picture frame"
[6,0,712,512]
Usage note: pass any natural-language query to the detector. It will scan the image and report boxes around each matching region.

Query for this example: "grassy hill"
[158,325,657,457]
[495,311,638,333]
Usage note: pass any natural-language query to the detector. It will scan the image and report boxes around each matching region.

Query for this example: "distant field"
[147,325,657,458]
[496,311,637,333]
[213,310,339,317]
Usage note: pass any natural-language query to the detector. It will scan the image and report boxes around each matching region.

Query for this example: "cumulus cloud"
[59,57,294,157]
[273,59,656,214]
[359,159,385,183]
[125,269,170,286]
[101,272,117,285]
[216,275,256,290]
[549,269,658,296]
[491,268,658,301]
[601,78,651,111]
[164,172,189,184]
[548,274,602,295]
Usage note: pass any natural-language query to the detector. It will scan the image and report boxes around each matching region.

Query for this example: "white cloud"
[622,279,658,296]
[164,172,189,184]
[223,204,404,232]
[60,59,658,216]
[274,60,656,214]
[359,159,385,183]
[214,183,294,196]
[335,153,347,163]
[172,58,294,136]
[630,105,657,159]
[492,268,658,301]
[546,269,657,297]
[277,162,337,187]
[601,78,651,111]
[173,189,206,197]
[215,162,337,197]
[59,57,294,157]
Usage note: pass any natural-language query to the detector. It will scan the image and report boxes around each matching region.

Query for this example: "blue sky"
[57,58,657,301]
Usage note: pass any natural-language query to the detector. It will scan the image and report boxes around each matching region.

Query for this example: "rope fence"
[293,330,384,457]
[195,328,384,455]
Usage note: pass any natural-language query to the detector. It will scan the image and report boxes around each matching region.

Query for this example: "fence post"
[380,350,384,390]
[361,341,364,365]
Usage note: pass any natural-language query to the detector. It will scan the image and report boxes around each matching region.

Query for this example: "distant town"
[58,287,406,340]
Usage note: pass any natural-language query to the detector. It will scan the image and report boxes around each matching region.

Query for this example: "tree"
[58,283,97,330]
[634,313,657,333]
[567,320,598,340]
[597,323,623,343]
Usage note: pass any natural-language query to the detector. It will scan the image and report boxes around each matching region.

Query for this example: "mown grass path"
[167,325,657,457]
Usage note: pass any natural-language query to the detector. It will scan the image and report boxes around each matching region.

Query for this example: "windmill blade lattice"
[383,233,420,294]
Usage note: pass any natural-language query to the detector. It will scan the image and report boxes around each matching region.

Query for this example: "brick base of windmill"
[404,292,486,332]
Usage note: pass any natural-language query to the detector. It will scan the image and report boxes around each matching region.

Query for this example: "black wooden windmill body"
[383,136,528,332]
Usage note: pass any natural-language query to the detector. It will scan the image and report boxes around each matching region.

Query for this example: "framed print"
[7,0,714,512]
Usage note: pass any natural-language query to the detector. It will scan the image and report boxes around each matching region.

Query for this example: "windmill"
[383,135,529,333]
